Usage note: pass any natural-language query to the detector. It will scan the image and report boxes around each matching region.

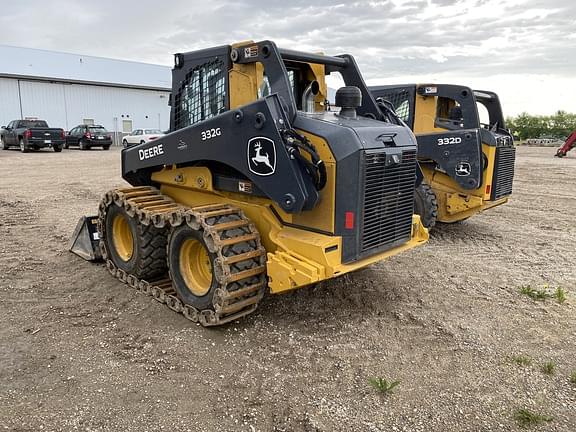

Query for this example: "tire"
[168,211,265,312]
[53,145,62,152]
[414,182,438,229]
[1,137,8,150]
[168,225,219,310]
[103,145,110,150]
[122,139,128,148]
[79,140,88,150]
[19,138,28,153]
[103,204,168,279]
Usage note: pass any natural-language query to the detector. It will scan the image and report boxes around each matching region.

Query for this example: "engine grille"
[491,146,516,200]
[360,150,416,255]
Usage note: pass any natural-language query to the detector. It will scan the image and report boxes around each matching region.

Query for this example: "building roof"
[0,45,171,91]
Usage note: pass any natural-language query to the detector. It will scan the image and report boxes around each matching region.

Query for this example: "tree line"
[505,111,576,141]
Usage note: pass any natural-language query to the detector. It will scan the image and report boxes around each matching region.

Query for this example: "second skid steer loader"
[370,84,516,228]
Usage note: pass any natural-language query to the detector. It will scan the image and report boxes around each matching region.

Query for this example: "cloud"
[0,0,574,114]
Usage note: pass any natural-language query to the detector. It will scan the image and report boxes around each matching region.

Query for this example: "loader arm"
[122,95,319,214]
[416,129,483,190]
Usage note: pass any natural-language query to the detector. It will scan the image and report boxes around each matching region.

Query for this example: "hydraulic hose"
[281,129,327,191]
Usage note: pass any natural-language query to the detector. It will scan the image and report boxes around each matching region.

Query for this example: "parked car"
[1,119,65,152]
[122,129,164,147]
[65,125,112,150]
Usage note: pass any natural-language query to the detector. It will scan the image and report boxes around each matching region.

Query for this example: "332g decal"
[201,128,222,141]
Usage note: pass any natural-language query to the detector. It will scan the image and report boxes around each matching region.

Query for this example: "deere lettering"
[139,144,164,160]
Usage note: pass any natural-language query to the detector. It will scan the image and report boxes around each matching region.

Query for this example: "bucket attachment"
[69,216,102,261]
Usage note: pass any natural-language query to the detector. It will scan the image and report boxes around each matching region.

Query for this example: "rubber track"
[97,186,267,326]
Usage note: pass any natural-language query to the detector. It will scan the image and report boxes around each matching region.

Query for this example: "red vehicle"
[555,130,576,157]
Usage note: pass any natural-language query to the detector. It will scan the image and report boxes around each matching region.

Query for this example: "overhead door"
[0,78,22,126]
[19,80,67,128]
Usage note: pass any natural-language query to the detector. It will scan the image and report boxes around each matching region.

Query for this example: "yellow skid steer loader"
[70,41,428,326]
[370,84,516,228]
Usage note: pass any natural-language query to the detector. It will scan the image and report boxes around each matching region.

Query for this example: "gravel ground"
[0,145,574,431]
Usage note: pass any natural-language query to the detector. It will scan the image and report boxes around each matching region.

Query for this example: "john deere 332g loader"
[70,41,428,326]
[370,84,516,228]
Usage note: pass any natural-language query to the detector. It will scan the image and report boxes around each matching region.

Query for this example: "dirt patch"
[0,146,574,431]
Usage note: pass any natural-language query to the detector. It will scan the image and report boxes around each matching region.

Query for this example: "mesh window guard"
[377,90,411,123]
[173,59,226,130]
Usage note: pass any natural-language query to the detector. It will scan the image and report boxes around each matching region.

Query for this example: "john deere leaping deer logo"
[247,137,276,176]
[455,162,471,176]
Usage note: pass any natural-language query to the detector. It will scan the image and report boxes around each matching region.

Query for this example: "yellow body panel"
[413,92,505,223]
[304,62,328,110]
[151,167,428,294]
[413,95,438,133]
[291,162,336,233]
[229,41,264,110]
[481,143,497,200]
[445,192,484,215]
[291,131,336,233]
[229,63,259,110]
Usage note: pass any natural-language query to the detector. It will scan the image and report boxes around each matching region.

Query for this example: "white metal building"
[0,45,172,143]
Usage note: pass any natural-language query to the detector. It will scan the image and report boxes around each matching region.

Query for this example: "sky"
[0,0,574,116]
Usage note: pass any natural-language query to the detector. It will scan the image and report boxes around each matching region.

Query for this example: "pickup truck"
[0,119,65,152]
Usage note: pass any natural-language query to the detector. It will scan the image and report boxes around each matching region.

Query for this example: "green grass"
[541,361,556,375]
[570,371,576,384]
[554,287,566,304]
[519,284,567,303]
[512,355,533,366]
[368,377,400,395]
[514,408,553,428]
[519,285,550,300]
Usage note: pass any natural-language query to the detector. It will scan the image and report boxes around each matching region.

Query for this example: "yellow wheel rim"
[112,213,134,261]
[179,238,212,296]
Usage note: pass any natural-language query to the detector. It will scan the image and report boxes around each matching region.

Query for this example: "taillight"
[149,136,157,140]
[345,211,355,229]
[485,184,491,195]
[61,130,65,139]
[24,130,32,138]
